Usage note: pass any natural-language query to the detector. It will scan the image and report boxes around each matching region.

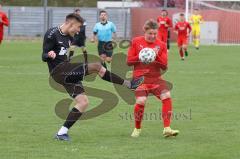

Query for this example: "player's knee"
[136,96,147,105]
[75,95,89,111]
[89,62,102,72]
[160,90,171,100]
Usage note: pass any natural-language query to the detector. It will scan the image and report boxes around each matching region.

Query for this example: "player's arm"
[91,24,98,43]
[127,39,139,66]
[167,18,173,28]
[155,44,168,70]
[174,24,179,34]
[42,32,57,61]
[1,14,9,26]
[111,22,117,41]
[199,16,203,24]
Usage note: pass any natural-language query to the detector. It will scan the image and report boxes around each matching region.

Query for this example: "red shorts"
[135,79,172,98]
[177,38,188,47]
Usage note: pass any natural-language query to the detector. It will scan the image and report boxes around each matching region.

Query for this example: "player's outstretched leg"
[131,96,147,138]
[160,91,179,138]
[55,94,88,141]
[87,62,144,90]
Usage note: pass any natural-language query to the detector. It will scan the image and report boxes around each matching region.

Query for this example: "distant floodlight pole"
[43,0,48,34]
[185,0,189,21]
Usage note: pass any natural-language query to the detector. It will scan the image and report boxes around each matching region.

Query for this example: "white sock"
[57,126,68,135]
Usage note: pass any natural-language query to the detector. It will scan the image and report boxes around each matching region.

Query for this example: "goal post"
[185,0,240,44]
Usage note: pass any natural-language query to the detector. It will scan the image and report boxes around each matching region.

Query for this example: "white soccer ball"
[139,48,156,64]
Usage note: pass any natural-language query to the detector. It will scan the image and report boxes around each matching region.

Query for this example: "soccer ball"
[139,48,156,64]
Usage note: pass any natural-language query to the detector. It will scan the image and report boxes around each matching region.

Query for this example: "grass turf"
[0,41,240,159]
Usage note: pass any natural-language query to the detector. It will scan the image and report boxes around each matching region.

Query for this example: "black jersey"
[42,26,73,72]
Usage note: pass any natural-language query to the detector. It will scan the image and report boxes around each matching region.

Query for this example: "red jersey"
[157,16,172,34]
[127,36,167,83]
[175,21,191,39]
[0,11,9,41]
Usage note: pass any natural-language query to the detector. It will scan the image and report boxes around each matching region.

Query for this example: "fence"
[2,6,131,39]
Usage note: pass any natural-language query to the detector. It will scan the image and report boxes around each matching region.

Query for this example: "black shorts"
[51,62,88,98]
[98,41,113,57]
[72,38,86,48]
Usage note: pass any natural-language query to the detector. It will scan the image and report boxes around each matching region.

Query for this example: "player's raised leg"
[87,62,144,90]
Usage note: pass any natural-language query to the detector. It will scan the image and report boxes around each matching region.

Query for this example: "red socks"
[162,98,172,127]
[179,48,184,58]
[134,104,145,129]
[134,98,172,129]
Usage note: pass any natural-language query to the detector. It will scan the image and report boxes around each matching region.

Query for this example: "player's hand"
[48,51,56,59]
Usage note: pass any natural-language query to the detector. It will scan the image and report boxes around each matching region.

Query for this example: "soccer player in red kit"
[0,4,9,45]
[157,10,172,50]
[174,13,191,60]
[127,19,179,138]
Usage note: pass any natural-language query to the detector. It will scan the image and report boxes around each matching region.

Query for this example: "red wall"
[131,8,240,43]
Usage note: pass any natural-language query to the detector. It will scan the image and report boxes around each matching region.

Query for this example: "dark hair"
[74,8,80,13]
[143,19,159,31]
[99,10,107,15]
[66,13,84,24]
[161,9,168,15]
[180,13,185,16]
[194,8,199,11]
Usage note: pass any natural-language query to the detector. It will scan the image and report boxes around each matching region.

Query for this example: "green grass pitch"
[0,41,240,159]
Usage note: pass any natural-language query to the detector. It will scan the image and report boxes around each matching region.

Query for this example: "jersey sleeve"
[2,13,9,26]
[42,30,56,62]
[155,43,168,70]
[127,39,139,66]
[174,23,179,31]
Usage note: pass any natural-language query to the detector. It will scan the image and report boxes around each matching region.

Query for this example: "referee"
[91,10,117,68]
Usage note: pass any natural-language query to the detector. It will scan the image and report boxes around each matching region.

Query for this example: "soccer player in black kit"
[72,9,87,57]
[42,13,143,141]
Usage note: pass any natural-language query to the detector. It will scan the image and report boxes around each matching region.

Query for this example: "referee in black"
[42,13,144,141]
